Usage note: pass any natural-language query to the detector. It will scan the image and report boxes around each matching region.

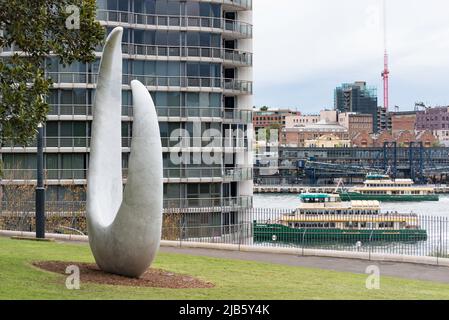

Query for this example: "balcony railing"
[47,105,252,123]
[223,167,253,181]
[1,135,250,149]
[122,43,252,66]
[47,72,253,94]
[161,137,248,149]
[163,195,252,210]
[164,167,252,181]
[1,167,252,182]
[97,10,253,39]
[0,137,132,149]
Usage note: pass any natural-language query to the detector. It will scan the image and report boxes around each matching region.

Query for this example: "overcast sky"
[253,0,449,113]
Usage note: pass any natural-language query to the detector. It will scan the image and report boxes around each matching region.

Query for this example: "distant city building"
[352,130,436,148]
[305,134,351,148]
[320,110,338,123]
[338,112,374,138]
[377,107,392,132]
[281,120,349,147]
[334,81,379,132]
[416,106,449,146]
[285,114,319,128]
[253,108,300,131]
[390,111,416,135]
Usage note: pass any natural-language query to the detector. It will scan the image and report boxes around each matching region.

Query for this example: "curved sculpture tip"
[87,26,163,278]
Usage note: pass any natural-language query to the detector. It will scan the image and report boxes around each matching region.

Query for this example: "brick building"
[390,111,417,135]
[282,120,349,147]
[253,109,300,131]
[338,112,373,138]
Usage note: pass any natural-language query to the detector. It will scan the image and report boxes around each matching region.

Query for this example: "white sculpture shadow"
[87,27,163,278]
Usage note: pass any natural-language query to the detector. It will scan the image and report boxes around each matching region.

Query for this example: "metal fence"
[1,202,448,259]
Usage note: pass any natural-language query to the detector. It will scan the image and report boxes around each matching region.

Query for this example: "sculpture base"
[33,261,214,289]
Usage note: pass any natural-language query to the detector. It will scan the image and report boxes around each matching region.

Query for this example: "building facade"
[1,0,254,227]
[253,109,300,131]
[284,114,319,128]
[281,120,349,147]
[338,112,373,138]
[334,81,379,132]
[390,111,417,135]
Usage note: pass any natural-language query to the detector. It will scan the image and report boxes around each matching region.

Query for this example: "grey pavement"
[160,246,449,284]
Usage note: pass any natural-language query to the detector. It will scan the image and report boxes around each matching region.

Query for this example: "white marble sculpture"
[86,27,163,278]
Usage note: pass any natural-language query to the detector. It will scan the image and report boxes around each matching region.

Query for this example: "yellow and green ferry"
[253,193,427,244]
[338,174,439,202]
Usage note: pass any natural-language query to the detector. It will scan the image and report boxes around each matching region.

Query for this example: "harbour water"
[254,193,449,217]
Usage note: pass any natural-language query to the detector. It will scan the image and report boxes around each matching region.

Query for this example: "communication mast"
[381,0,390,110]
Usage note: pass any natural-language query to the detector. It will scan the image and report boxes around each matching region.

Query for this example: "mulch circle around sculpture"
[33,261,215,289]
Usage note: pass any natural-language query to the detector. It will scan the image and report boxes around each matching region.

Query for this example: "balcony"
[97,10,252,39]
[161,137,248,149]
[47,105,252,123]
[163,195,253,210]
[2,167,252,183]
[47,72,253,95]
[121,43,252,67]
[163,166,252,181]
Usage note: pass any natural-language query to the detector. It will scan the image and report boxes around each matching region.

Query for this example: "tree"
[260,106,269,112]
[0,0,104,145]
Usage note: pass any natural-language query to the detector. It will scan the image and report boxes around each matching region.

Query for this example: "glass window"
[186,93,199,107]
[199,93,209,107]
[97,0,107,10]
[155,31,167,46]
[167,62,180,76]
[144,30,155,45]
[199,3,210,17]
[186,2,199,16]
[167,92,180,107]
[200,33,210,47]
[186,32,199,46]
[210,93,221,108]
[73,122,86,137]
[133,60,144,75]
[61,90,72,104]
[144,61,155,75]
[60,122,72,137]
[107,0,117,10]
[167,31,180,46]
[187,63,199,77]
[200,63,209,77]
[211,34,221,47]
[134,0,143,13]
[166,1,180,15]
[118,0,128,11]
[134,30,144,44]
[73,89,86,105]
[155,92,167,106]
[156,61,167,76]
[144,0,155,13]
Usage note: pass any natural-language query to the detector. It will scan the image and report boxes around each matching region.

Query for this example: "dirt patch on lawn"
[33,261,214,289]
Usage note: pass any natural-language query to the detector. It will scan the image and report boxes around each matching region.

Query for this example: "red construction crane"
[381,0,390,110]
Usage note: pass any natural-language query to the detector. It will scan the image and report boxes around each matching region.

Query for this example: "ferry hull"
[253,224,428,243]
[339,192,439,202]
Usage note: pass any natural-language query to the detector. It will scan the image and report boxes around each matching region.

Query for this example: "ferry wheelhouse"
[339,174,439,202]
[253,193,427,244]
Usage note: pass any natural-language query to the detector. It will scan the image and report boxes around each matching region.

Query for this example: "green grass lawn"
[1,236,449,300]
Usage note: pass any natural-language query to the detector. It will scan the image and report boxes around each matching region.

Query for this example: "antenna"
[381,0,390,111]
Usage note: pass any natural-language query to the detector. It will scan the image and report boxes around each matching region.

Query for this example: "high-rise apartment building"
[334,81,378,132]
[1,0,254,229]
